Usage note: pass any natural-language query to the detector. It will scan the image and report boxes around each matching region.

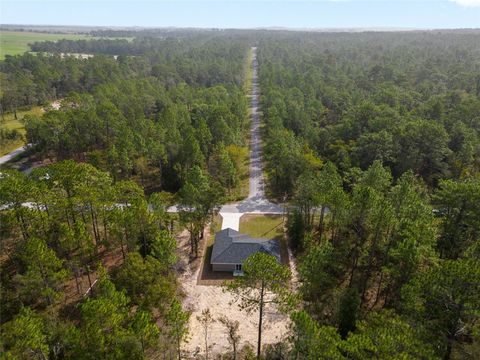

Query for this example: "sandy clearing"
[182,277,290,357]
[177,228,291,358]
[51,100,61,110]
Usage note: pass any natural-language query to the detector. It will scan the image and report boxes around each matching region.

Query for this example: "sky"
[1,0,479,29]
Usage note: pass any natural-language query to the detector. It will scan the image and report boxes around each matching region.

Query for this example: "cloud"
[450,0,480,6]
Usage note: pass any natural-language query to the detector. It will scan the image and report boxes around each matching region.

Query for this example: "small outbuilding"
[210,228,281,275]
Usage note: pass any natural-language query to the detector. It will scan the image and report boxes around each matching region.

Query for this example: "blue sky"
[1,1,479,29]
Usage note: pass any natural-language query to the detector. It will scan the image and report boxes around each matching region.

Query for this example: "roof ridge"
[211,231,235,263]
[212,229,279,264]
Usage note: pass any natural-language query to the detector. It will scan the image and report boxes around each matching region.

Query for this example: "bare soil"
[177,226,291,358]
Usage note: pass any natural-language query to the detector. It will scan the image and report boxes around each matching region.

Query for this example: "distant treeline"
[88,28,228,38]
[2,36,247,111]
[30,38,136,55]
[29,31,250,55]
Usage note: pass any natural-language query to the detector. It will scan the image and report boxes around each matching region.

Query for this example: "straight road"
[156,48,284,219]
[248,47,264,199]
[220,47,283,222]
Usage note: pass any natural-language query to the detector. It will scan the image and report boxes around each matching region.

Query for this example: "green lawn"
[239,214,284,240]
[239,214,289,265]
[0,106,44,156]
[0,31,91,60]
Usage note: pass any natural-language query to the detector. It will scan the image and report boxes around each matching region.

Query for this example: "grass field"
[0,106,44,156]
[0,31,91,60]
[239,214,284,240]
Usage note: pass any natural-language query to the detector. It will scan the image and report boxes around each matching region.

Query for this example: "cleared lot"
[177,227,291,357]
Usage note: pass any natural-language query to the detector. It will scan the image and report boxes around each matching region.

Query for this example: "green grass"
[236,147,250,198]
[0,31,91,60]
[239,214,284,240]
[224,145,250,202]
[239,214,289,265]
[0,106,43,156]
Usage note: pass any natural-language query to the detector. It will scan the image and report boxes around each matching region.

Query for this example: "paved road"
[248,47,264,199]
[0,145,30,167]
[219,47,283,223]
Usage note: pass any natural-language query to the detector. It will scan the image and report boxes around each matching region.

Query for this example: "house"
[210,228,281,274]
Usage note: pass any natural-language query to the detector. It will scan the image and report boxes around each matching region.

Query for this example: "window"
[235,264,242,271]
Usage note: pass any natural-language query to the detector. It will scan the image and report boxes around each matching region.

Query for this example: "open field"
[0,106,44,156]
[0,31,91,60]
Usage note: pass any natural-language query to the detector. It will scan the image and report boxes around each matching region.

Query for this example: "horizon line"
[2,24,480,32]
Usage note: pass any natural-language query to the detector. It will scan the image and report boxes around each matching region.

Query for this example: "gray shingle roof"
[211,228,281,264]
